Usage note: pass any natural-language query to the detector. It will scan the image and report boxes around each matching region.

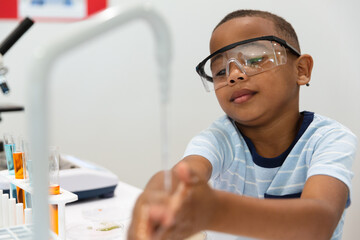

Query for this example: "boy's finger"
[162,182,189,227]
[148,204,167,223]
[175,161,199,185]
[136,205,150,240]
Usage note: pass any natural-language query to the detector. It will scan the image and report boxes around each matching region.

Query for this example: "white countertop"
[64,182,215,240]
[65,181,142,240]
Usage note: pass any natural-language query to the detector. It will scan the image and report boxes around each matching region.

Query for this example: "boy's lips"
[230,89,257,104]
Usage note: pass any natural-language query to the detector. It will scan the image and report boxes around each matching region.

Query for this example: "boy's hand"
[127,161,216,240]
[127,185,169,240]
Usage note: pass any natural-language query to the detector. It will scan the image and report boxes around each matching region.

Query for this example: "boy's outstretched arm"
[128,156,348,240]
[127,155,214,240]
[207,174,348,240]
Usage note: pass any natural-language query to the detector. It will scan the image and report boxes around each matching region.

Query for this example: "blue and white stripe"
[183,113,357,240]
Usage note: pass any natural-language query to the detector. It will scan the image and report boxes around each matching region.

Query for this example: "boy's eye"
[215,69,226,77]
[246,57,265,66]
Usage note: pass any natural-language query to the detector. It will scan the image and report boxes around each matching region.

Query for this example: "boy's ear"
[295,54,313,86]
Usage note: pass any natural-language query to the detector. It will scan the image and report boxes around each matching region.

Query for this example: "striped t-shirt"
[183,112,357,240]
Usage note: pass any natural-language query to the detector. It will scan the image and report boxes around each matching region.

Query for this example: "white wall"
[0,0,359,239]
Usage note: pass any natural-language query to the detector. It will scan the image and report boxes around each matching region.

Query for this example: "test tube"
[49,146,60,235]
[24,208,32,225]
[2,193,9,227]
[22,140,32,208]
[3,133,15,175]
[3,133,17,201]
[49,146,60,195]
[16,203,24,225]
[8,198,16,226]
[13,136,25,208]
[22,140,29,181]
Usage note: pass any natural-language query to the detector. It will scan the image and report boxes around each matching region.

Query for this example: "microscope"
[0,17,34,170]
[0,17,119,200]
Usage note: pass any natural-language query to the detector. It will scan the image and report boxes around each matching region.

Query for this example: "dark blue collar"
[234,111,314,168]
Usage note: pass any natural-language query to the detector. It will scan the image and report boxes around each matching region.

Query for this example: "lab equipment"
[1,184,25,228]
[0,142,5,170]
[49,146,60,235]
[196,35,301,91]
[59,155,118,200]
[8,198,16,226]
[26,3,172,240]
[22,140,30,182]
[0,189,56,240]
[0,56,9,94]
[0,17,34,94]
[0,166,78,239]
[13,146,24,180]
[2,193,9,227]
[49,147,60,195]
[0,154,119,201]
[24,208,32,225]
[23,142,33,209]
[50,204,59,235]
[0,194,26,227]
[12,136,26,208]
[1,142,58,233]
[21,140,33,208]
[16,203,24,225]
[4,133,15,175]
[0,104,25,124]
[3,133,17,201]
[0,17,32,166]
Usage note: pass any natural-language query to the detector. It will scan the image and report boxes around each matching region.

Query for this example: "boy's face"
[210,17,300,127]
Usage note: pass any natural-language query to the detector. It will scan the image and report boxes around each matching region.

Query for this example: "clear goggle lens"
[201,40,287,91]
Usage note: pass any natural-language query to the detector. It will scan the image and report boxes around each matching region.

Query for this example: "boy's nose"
[227,61,248,86]
[228,76,245,84]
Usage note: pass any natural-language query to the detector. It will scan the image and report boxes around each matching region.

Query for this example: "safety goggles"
[196,36,301,91]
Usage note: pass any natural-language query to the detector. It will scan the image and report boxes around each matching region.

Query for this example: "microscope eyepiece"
[0,17,34,56]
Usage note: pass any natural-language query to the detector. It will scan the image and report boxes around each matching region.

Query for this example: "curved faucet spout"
[27,4,172,240]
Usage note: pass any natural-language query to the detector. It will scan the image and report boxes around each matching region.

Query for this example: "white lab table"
[64,182,208,240]
[65,181,142,240]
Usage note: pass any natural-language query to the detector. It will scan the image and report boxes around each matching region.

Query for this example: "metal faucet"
[26,3,172,239]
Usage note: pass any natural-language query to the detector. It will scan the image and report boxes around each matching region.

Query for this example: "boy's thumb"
[175,161,199,185]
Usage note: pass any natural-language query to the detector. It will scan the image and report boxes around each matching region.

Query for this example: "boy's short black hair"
[214,9,301,53]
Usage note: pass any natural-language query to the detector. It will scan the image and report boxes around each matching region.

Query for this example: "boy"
[127,10,357,240]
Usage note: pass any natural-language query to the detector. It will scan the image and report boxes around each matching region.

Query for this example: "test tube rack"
[0,225,33,240]
[0,170,78,240]
[0,225,60,240]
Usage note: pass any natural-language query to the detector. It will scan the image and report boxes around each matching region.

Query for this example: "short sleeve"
[183,117,238,179]
[307,127,358,207]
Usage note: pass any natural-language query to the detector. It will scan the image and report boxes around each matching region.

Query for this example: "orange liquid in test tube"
[13,152,26,208]
[50,204,59,234]
[49,185,60,195]
[13,152,24,179]
[49,185,60,234]
[49,146,60,235]
[16,187,25,207]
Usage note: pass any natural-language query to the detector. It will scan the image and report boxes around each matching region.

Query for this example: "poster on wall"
[0,0,107,20]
